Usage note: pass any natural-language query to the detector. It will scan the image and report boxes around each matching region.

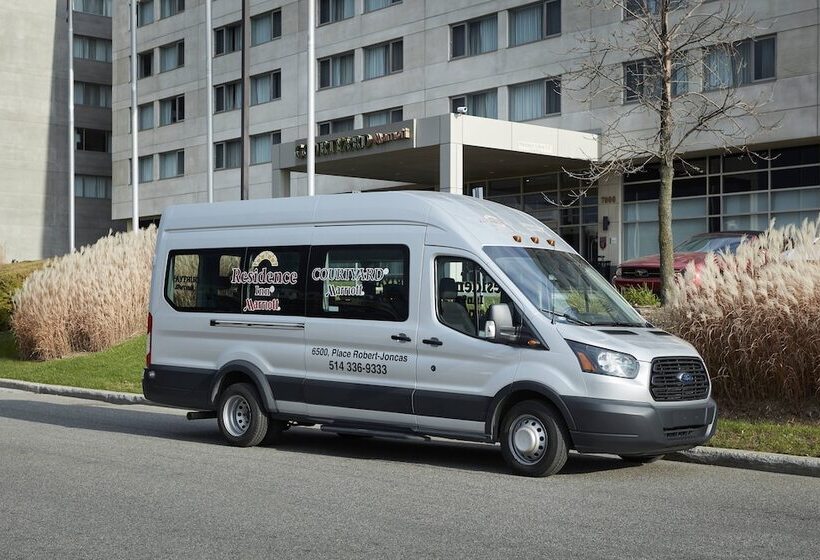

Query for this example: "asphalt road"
[1,388,818,560]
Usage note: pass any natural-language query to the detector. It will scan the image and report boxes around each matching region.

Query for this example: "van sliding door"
[303,226,425,428]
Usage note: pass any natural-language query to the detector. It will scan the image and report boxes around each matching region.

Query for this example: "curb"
[667,446,820,478]
[2,377,818,477]
[0,378,149,406]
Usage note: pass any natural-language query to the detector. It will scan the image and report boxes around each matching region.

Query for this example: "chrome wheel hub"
[223,394,251,437]
[509,415,547,465]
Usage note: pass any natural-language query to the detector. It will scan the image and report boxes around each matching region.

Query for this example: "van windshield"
[484,246,646,327]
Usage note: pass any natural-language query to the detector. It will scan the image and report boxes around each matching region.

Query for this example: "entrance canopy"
[272,114,599,192]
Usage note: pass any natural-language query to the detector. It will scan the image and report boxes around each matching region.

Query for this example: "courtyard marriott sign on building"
[296,128,412,159]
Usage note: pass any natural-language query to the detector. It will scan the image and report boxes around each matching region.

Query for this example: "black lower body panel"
[564,396,718,455]
[142,366,214,410]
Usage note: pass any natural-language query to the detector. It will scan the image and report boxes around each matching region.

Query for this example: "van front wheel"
[218,383,268,447]
[500,400,569,477]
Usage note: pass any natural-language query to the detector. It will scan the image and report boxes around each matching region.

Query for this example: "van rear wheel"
[500,400,568,477]
[218,383,268,447]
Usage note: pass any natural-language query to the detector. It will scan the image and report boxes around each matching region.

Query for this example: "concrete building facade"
[0,0,123,262]
[111,0,820,265]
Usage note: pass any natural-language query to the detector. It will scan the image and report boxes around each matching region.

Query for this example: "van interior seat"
[438,277,474,335]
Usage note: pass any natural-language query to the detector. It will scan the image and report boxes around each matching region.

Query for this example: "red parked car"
[613,231,762,293]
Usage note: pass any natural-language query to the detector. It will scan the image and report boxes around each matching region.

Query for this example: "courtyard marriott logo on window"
[296,128,411,159]
[312,266,389,297]
[231,251,298,312]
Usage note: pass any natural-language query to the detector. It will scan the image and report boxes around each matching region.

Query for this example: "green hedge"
[0,261,45,331]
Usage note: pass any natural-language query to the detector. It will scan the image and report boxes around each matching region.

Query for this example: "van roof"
[159,191,574,254]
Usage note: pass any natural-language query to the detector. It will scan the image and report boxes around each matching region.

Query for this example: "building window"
[159,150,184,178]
[73,35,112,62]
[251,10,282,46]
[159,95,185,125]
[365,0,401,13]
[215,22,242,56]
[160,0,184,19]
[318,117,354,135]
[74,82,111,108]
[704,36,776,91]
[509,0,561,46]
[159,40,184,72]
[364,107,403,127]
[618,148,819,260]
[451,90,498,118]
[622,0,686,19]
[319,52,354,88]
[138,103,154,130]
[623,59,689,103]
[215,81,242,113]
[73,0,112,17]
[451,14,497,59]
[139,155,154,183]
[75,128,111,152]
[250,71,282,105]
[250,131,282,165]
[138,50,153,78]
[215,139,242,170]
[319,0,353,25]
[137,0,154,26]
[75,175,112,199]
[509,78,561,121]
[364,39,403,79]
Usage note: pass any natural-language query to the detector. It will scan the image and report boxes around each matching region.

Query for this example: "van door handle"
[391,333,411,343]
[422,337,443,347]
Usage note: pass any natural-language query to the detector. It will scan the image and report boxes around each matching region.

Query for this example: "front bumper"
[564,396,717,456]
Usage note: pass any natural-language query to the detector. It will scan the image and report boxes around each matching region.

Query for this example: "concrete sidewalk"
[2,377,818,478]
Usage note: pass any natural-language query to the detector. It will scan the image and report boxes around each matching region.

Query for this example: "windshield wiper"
[598,321,650,328]
[539,309,591,326]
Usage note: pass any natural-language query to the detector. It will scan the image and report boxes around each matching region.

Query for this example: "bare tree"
[564,0,776,302]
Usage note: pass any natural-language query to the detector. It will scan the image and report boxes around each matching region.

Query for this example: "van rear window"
[165,247,307,315]
[166,250,244,312]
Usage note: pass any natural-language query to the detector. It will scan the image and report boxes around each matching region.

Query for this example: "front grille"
[621,267,660,279]
[650,357,710,402]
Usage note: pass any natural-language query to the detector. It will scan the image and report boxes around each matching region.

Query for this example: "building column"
[438,143,463,194]
[597,172,622,264]
[272,169,291,198]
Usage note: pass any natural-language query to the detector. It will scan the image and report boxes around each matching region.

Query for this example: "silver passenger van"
[144,192,716,476]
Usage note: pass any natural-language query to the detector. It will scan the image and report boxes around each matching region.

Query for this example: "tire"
[500,400,569,477]
[619,454,663,464]
[217,383,268,447]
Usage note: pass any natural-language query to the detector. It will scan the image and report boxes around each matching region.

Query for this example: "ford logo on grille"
[677,372,695,385]
[634,269,649,277]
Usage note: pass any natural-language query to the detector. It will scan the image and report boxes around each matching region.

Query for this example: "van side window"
[166,250,244,312]
[435,256,522,339]
[240,247,306,315]
[307,245,409,322]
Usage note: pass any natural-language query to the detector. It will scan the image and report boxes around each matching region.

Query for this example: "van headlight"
[566,340,639,379]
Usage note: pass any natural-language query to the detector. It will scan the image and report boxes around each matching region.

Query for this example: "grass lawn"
[1,329,818,457]
[0,331,144,394]
[709,418,820,458]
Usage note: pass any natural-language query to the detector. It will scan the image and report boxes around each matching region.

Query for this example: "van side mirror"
[487,303,516,343]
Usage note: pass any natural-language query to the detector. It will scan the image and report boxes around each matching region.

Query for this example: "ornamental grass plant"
[654,216,820,404]
[11,227,156,360]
